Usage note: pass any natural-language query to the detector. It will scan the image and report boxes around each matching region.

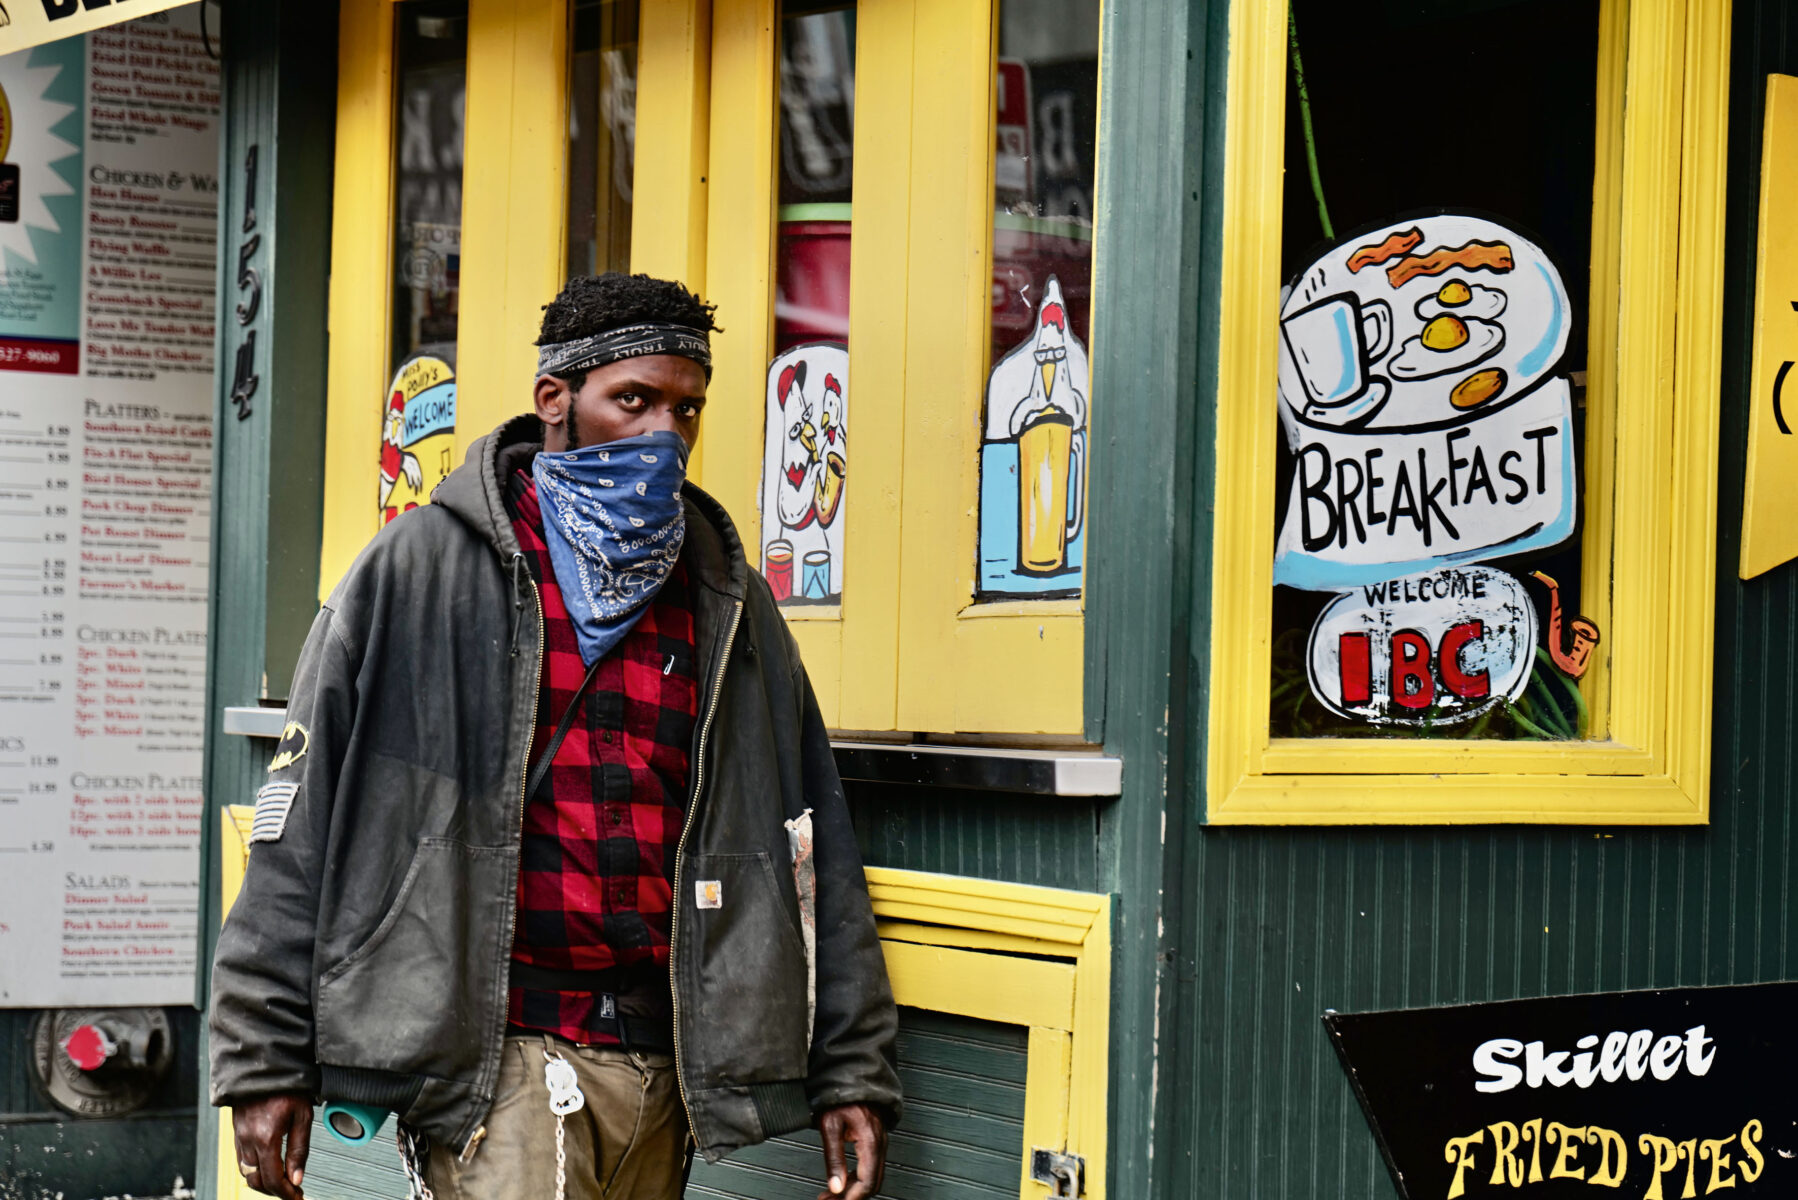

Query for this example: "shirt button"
[610,810,623,825]
[603,731,614,744]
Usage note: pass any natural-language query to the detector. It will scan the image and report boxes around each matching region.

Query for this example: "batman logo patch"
[267,721,310,773]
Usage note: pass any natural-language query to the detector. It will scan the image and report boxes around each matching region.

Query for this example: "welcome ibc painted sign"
[1325,984,1798,1199]
[1275,213,1587,726]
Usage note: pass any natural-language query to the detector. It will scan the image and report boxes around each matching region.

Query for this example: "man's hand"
[816,1103,886,1200]
[231,1092,312,1199]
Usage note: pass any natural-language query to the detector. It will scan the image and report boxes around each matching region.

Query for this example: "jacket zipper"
[669,598,744,1136]
[466,561,543,1163]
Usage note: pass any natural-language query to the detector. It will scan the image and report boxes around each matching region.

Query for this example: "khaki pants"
[425,1035,688,1200]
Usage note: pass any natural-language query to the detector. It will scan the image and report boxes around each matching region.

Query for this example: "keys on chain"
[544,1051,584,1200]
[543,1053,585,1116]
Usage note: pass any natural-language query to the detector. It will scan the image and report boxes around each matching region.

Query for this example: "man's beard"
[565,402,586,450]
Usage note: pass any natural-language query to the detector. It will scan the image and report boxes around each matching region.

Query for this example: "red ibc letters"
[1338,621,1490,712]
[1438,621,1490,699]
[1339,633,1372,704]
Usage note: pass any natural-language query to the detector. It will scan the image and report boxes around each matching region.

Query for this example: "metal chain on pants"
[554,1110,568,1200]
[544,1050,585,1200]
[397,1124,437,1200]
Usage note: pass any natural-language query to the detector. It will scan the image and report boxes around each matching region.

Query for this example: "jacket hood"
[433,413,749,602]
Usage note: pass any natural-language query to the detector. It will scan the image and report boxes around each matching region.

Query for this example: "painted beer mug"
[978,275,1090,594]
[1017,408,1085,575]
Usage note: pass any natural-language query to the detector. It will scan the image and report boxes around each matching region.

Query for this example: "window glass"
[758,1,854,607]
[566,0,639,280]
[382,1,467,527]
[390,1,466,372]
[1270,0,1602,739]
[978,0,1098,602]
[774,1,854,351]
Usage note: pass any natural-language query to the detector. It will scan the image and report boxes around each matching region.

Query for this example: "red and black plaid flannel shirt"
[504,468,699,1044]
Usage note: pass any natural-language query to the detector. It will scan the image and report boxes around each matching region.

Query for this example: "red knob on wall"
[61,1023,117,1071]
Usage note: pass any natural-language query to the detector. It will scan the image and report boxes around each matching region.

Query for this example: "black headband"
[536,322,714,381]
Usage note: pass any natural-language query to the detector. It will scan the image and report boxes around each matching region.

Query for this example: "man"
[209,273,901,1200]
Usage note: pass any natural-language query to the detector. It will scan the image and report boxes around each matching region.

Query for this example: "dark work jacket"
[207,415,901,1160]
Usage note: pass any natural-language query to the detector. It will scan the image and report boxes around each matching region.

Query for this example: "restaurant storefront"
[205,0,1124,1196]
[13,0,1798,1196]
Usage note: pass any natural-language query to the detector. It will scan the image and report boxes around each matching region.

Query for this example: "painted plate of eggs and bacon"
[1277,213,1571,432]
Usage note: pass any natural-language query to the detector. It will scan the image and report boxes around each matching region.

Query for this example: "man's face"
[535,353,708,452]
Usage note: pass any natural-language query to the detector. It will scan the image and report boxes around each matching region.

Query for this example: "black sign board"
[1325,983,1798,1199]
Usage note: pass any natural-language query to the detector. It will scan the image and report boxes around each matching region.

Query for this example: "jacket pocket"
[685,851,810,1083]
[315,837,512,1076]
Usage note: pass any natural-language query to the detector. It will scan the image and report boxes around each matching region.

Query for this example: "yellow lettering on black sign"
[1442,1117,1764,1197]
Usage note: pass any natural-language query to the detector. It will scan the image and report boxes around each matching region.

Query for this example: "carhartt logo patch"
[249,780,299,844]
[695,880,722,909]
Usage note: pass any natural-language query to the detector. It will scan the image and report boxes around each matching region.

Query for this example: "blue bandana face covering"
[533,430,689,665]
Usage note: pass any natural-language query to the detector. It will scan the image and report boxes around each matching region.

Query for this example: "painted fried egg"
[1414,278,1508,323]
[1387,315,1505,380]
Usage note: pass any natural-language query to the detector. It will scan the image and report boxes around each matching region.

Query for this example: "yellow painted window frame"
[866,867,1111,1200]
[318,0,1090,733]
[1206,0,1729,825]
[890,0,1089,737]
[701,0,1091,736]
[324,0,695,597]
[215,806,257,1200]
[320,0,573,596]
[217,815,1110,1200]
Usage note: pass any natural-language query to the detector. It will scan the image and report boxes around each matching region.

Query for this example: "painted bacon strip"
[1346,227,1424,273]
[1385,240,1515,288]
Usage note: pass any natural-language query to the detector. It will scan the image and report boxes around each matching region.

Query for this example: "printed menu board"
[0,5,218,1006]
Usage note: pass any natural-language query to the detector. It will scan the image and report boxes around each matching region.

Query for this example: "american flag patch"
[250,780,300,844]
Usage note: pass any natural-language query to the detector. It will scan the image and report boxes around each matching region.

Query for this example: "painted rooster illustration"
[773,360,847,532]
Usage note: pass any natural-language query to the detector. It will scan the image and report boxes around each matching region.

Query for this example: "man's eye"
[616,393,645,408]
[678,403,701,418]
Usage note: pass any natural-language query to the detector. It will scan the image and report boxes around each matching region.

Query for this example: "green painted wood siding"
[296,1114,407,1198]
[1148,2,1798,1197]
[688,1008,1028,1200]
[193,1,335,1195]
[848,783,1103,894]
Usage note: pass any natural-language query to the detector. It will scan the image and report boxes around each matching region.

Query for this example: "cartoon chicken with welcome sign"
[1274,212,1599,729]
[378,354,457,526]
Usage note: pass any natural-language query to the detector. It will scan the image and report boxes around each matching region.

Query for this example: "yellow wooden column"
[894,0,1083,734]
[697,0,778,534]
[633,0,713,291]
[318,0,396,599]
[456,0,572,450]
[212,808,257,1200]
[832,0,916,729]
[697,0,915,727]
[634,0,717,484]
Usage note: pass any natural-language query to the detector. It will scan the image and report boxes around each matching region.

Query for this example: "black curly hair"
[537,274,720,392]
[537,272,720,369]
